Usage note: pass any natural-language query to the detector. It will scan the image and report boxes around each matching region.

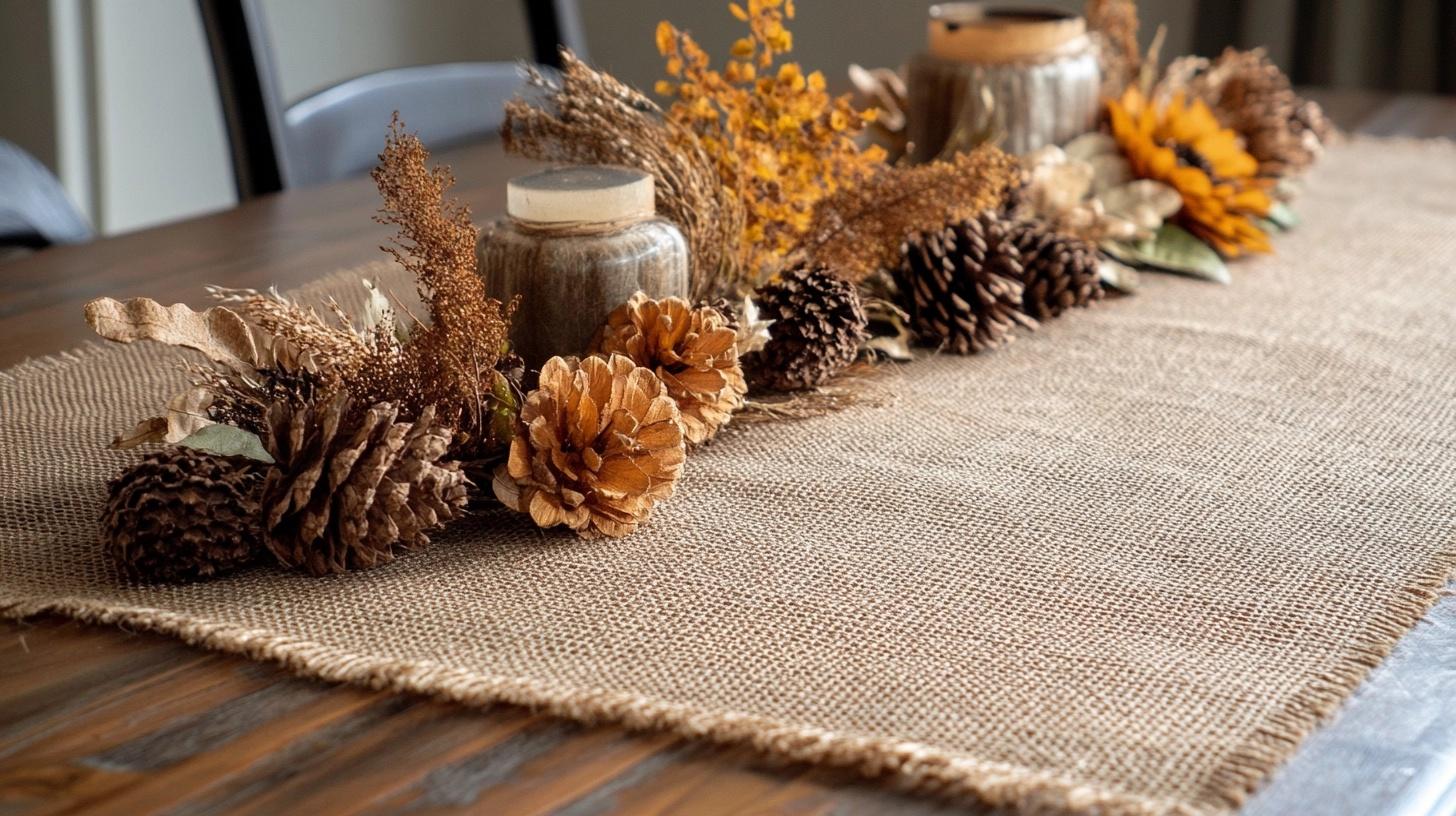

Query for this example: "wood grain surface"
[2,90,1452,816]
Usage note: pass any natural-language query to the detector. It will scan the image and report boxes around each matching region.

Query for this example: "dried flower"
[657,0,886,280]
[1159,48,1335,179]
[794,145,1019,283]
[503,51,746,301]
[492,355,686,539]
[1107,89,1273,257]
[591,293,747,445]
[1014,133,1182,244]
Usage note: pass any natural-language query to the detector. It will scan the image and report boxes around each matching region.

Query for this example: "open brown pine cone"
[1006,219,1104,320]
[101,447,266,584]
[749,266,868,391]
[492,355,685,539]
[260,394,469,576]
[591,292,746,445]
[1163,48,1334,178]
[894,212,1037,354]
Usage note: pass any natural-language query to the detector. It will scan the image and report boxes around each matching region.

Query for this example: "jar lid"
[928,3,1087,64]
[507,165,656,223]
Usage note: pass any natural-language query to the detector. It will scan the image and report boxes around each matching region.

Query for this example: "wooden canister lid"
[928,3,1088,64]
[507,165,656,223]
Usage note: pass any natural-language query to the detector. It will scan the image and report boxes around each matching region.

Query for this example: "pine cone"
[1172,49,1334,178]
[694,297,741,332]
[750,266,868,391]
[592,293,746,445]
[492,355,685,539]
[894,212,1037,354]
[260,394,469,576]
[1006,220,1104,320]
[101,447,265,583]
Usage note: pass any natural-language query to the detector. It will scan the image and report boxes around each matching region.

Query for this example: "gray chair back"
[0,139,93,250]
[198,0,585,198]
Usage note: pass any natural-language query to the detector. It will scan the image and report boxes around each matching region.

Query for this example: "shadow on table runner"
[3,137,1456,816]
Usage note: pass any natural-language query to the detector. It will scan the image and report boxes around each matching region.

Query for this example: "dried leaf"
[1101,180,1182,227]
[361,278,410,345]
[112,387,216,449]
[1266,201,1300,230]
[1103,224,1231,284]
[735,295,773,357]
[178,424,275,464]
[112,417,169,450]
[85,297,261,375]
[1098,257,1141,293]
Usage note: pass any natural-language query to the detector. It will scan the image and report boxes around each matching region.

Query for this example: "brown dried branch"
[793,145,1020,283]
[502,50,746,301]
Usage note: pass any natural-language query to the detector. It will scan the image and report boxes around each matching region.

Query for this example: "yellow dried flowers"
[656,0,886,283]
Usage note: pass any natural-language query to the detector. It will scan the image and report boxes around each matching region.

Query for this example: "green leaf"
[1266,201,1299,230]
[1102,224,1230,285]
[178,424,275,464]
[1097,257,1140,293]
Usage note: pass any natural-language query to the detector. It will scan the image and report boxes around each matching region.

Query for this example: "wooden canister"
[908,3,1101,159]
[478,166,689,371]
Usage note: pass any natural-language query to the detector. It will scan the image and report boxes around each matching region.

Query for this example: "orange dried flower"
[492,355,686,539]
[657,1,886,282]
[591,293,746,445]
[1107,88,1273,257]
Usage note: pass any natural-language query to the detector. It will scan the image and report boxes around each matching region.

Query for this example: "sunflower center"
[1168,142,1215,178]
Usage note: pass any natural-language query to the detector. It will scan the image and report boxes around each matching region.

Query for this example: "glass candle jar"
[907,3,1100,158]
[478,165,689,371]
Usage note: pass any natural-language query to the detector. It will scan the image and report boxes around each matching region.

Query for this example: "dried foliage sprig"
[214,117,519,457]
[502,51,745,301]
[1086,0,1142,99]
[656,0,885,280]
[793,145,1020,283]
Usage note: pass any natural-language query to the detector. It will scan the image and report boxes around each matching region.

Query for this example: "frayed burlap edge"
[6,544,1453,816]
[1196,544,1456,810]
[1,591,1196,816]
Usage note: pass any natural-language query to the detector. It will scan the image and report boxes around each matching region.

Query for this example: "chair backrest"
[197,0,585,198]
[0,139,93,250]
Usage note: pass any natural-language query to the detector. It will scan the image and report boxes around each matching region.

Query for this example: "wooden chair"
[197,0,586,199]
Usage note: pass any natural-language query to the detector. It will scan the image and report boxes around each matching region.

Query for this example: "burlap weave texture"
[2,137,1454,814]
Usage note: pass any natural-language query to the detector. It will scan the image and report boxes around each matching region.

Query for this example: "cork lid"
[928,3,1087,64]
[507,165,656,223]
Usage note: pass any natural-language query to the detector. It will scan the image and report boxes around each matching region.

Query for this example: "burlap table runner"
[3,137,1455,815]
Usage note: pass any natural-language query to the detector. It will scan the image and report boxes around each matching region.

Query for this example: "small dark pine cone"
[749,265,869,391]
[101,447,266,584]
[260,393,470,577]
[893,211,1037,354]
[1006,219,1104,320]
[694,297,741,333]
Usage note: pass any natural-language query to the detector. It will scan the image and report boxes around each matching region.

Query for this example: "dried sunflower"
[1106,88,1273,257]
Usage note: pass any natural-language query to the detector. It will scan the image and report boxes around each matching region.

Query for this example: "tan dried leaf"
[112,386,216,449]
[85,297,262,375]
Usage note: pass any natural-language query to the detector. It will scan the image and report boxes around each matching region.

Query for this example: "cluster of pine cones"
[894,211,1103,354]
[102,392,470,584]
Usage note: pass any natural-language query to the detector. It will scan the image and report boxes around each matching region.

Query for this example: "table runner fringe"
[0,589,1199,816]
[1198,543,1456,810]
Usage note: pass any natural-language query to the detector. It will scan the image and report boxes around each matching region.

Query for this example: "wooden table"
[3,91,1454,816]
